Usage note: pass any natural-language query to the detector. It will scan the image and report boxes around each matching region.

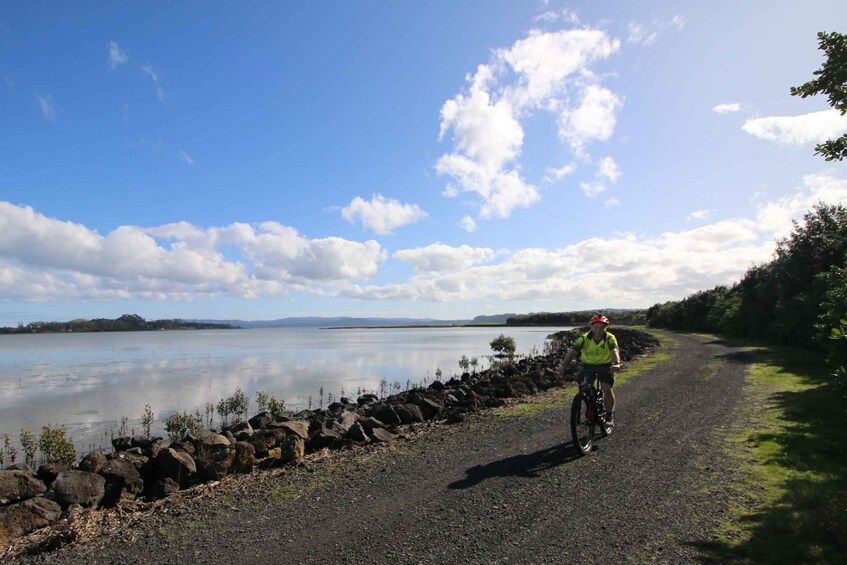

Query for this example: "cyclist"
[557,314,622,426]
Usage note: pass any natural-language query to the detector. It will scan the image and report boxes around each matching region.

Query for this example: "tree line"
[646,203,847,376]
[0,313,237,334]
[506,310,646,326]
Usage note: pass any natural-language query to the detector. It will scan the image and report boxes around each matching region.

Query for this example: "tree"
[490,334,516,359]
[791,31,847,161]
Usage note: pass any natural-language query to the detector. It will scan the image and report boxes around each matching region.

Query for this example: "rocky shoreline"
[0,327,660,553]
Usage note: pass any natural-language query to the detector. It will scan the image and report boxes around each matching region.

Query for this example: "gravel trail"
[21,331,750,564]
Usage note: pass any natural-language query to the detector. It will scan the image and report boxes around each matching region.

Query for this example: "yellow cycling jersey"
[574,331,618,365]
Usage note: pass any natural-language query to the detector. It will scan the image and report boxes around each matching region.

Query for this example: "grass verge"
[703,345,847,563]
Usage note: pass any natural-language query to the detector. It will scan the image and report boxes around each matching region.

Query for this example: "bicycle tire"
[596,391,612,438]
[570,393,594,454]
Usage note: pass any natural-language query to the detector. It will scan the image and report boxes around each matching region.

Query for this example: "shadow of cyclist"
[448,441,583,490]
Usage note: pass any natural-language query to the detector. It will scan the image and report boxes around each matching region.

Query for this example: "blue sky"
[1,0,846,325]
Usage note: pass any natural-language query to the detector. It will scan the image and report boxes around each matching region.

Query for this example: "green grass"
[703,345,847,564]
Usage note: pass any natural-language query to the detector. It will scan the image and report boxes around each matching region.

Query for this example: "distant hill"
[189,316,474,328]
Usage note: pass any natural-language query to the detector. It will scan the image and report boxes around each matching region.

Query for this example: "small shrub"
[38,424,75,465]
[141,404,154,437]
[20,429,37,468]
[256,390,269,413]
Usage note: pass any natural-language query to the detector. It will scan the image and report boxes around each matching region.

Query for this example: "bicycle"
[570,368,614,455]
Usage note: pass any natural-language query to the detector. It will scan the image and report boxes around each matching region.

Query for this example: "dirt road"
[25,332,749,564]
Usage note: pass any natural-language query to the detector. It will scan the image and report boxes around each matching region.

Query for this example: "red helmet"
[590,314,610,326]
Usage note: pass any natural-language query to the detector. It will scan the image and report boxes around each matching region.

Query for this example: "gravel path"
[19,331,750,564]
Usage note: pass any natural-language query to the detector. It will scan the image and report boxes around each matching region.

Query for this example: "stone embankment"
[0,327,659,547]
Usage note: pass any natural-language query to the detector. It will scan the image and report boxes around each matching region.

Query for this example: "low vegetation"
[0,313,236,334]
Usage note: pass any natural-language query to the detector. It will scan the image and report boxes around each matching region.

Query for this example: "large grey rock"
[227,420,253,437]
[0,470,47,505]
[346,421,369,442]
[36,463,69,487]
[0,497,61,544]
[232,442,255,474]
[248,411,274,430]
[99,457,144,494]
[394,404,424,424]
[370,403,401,426]
[78,451,107,474]
[306,427,342,451]
[51,470,105,508]
[268,420,310,440]
[155,448,196,486]
[369,428,396,444]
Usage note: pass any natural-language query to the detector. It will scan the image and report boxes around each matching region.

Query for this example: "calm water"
[0,326,568,454]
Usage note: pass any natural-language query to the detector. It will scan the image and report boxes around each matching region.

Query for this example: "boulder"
[193,444,234,482]
[345,422,369,443]
[227,420,253,437]
[155,448,196,486]
[51,470,105,508]
[111,436,133,452]
[280,436,304,463]
[306,427,342,452]
[370,403,401,426]
[99,457,144,495]
[357,393,379,407]
[198,431,232,447]
[394,404,424,424]
[36,463,68,487]
[247,431,277,458]
[78,451,107,474]
[0,497,62,544]
[369,428,395,444]
[0,470,47,505]
[268,420,310,440]
[232,442,256,474]
[361,417,386,434]
[248,411,274,430]
[152,478,180,498]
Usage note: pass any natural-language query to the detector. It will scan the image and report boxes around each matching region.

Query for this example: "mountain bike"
[570,369,614,455]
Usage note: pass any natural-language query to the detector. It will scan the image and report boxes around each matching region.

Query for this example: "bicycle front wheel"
[570,393,594,455]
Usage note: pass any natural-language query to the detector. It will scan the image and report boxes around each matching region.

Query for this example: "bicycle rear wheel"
[570,393,594,454]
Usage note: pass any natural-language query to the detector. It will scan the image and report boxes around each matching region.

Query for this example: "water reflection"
[0,326,566,454]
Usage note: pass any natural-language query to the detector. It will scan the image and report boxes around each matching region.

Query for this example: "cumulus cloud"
[437,27,621,221]
[0,203,387,301]
[597,156,621,183]
[605,197,620,207]
[544,163,576,183]
[713,102,741,114]
[141,64,165,101]
[459,216,477,232]
[742,110,847,145]
[108,41,128,69]
[687,209,715,221]
[37,94,56,122]
[394,243,495,274]
[340,194,428,235]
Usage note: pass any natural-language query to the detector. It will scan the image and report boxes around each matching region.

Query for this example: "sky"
[1,0,846,326]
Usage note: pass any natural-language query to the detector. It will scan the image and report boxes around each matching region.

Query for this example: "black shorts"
[578,364,614,387]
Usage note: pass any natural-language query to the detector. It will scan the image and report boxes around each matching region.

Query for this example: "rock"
[197,431,231,448]
[111,436,133,452]
[331,410,359,434]
[410,394,444,420]
[227,420,254,437]
[369,428,395,444]
[268,420,310,440]
[78,451,107,474]
[357,393,379,407]
[394,404,424,424]
[131,436,155,450]
[247,431,277,458]
[306,427,342,451]
[232,442,256,474]
[99,457,144,495]
[51,470,105,508]
[248,411,274,430]
[361,417,386,434]
[152,478,180,498]
[155,448,196,486]
[280,436,304,463]
[444,407,465,424]
[193,444,234,482]
[0,497,62,544]
[35,463,68,488]
[346,422,369,443]
[429,379,446,391]
[0,470,47,505]
[370,403,401,426]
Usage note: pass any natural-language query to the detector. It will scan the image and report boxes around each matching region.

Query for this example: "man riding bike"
[557,314,622,426]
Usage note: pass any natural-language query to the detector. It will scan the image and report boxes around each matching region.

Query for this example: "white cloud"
[459,215,477,232]
[597,156,621,183]
[37,94,56,122]
[394,243,495,274]
[687,209,715,221]
[713,103,741,114]
[627,16,686,46]
[141,64,165,101]
[108,41,128,69]
[178,149,194,165]
[605,197,620,207]
[340,194,428,235]
[579,181,606,197]
[437,27,621,220]
[558,85,623,154]
[544,163,576,183]
[742,110,847,145]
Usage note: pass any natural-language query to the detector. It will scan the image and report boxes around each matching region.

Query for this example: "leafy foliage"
[0,313,236,334]
[490,334,517,358]
[507,310,646,326]
[790,31,847,161]
[647,203,847,376]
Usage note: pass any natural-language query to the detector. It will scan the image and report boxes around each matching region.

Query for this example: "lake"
[0,326,569,455]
